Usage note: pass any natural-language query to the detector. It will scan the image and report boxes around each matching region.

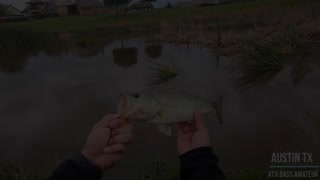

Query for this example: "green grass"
[0,162,44,180]
[145,34,162,44]
[0,27,59,49]
[138,160,179,180]
[0,0,318,57]
[225,168,267,180]
[1,0,318,33]
[233,26,303,91]
[149,57,178,85]
[233,22,320,91]
[0,27,60,73]
[234,51,288,91]
[0,160,270,180]
[0,0,319,60]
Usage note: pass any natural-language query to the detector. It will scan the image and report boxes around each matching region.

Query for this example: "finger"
[96,114,119,127]
[109,118,128,129]
[111,124,133,136]
[109,134,133,145]
[189,121,197,131]
[109,153,123,166]
[194,108,206,130]
[103,144,127,155]
[177,122,192,135]
[182,122,191,133]
[176,123,184,136]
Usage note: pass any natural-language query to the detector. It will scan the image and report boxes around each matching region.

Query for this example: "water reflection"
[290,52,319,86]
[0,53,28,73]
[112,48,138,67]
[72,40,104,57]
[291,61,313,86]
[234,52,320,91]
[145,44,162,59]
[42,45,66,57]
[69,34,114,57]
[0,29,60,73]
[0,31,126,73]
[215,56,220,70]
[112,41,138,67]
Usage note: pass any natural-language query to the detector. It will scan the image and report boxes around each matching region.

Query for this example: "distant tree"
[165,2,172,9]
[142,0,156,11]
[104,0,132,15]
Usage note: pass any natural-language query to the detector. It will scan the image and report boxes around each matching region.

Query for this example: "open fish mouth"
[117,94,153,120]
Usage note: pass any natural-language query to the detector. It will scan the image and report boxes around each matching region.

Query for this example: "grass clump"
[0,162,43,180]
[226,168,266,180]
[149,57,178,85]
[0,27,59,50]
[145,34,163,59]
[138,160,179,180]
[233,27,301,91]
[238,168,266,180]
[145,34,162,44]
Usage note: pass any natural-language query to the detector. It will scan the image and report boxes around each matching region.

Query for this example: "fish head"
[117,92,160,121]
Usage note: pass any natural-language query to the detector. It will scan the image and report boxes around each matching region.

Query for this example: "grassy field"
[0,0,319,56]
[1,0,318,33]
[0,160,268,180]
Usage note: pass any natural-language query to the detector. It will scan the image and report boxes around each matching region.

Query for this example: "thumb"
[96,114,119,127]
[194,108,206,130]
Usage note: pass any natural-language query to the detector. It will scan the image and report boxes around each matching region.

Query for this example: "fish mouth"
[117,94,151,120]
[118,95,138,119]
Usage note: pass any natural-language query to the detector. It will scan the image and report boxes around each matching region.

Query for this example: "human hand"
[176,109,211,155]
[81,114,133,172]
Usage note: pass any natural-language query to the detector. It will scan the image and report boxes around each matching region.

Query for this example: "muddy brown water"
[0,37,319,179]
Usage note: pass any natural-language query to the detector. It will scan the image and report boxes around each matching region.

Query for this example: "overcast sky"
[0,0,185,11]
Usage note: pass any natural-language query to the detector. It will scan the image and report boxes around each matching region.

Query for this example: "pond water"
[0,35,320,179]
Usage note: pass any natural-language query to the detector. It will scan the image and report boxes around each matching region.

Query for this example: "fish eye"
[133,93,140,98]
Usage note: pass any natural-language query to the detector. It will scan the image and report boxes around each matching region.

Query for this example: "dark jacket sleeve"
[180,147,226,180]
[47,153,103,180]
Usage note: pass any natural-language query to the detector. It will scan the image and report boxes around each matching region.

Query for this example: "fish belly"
[147,106,214,125]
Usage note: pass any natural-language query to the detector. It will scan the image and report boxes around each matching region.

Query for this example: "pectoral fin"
[157,125,172,136]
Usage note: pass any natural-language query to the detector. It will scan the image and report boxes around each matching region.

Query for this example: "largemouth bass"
[117,92,223,136]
